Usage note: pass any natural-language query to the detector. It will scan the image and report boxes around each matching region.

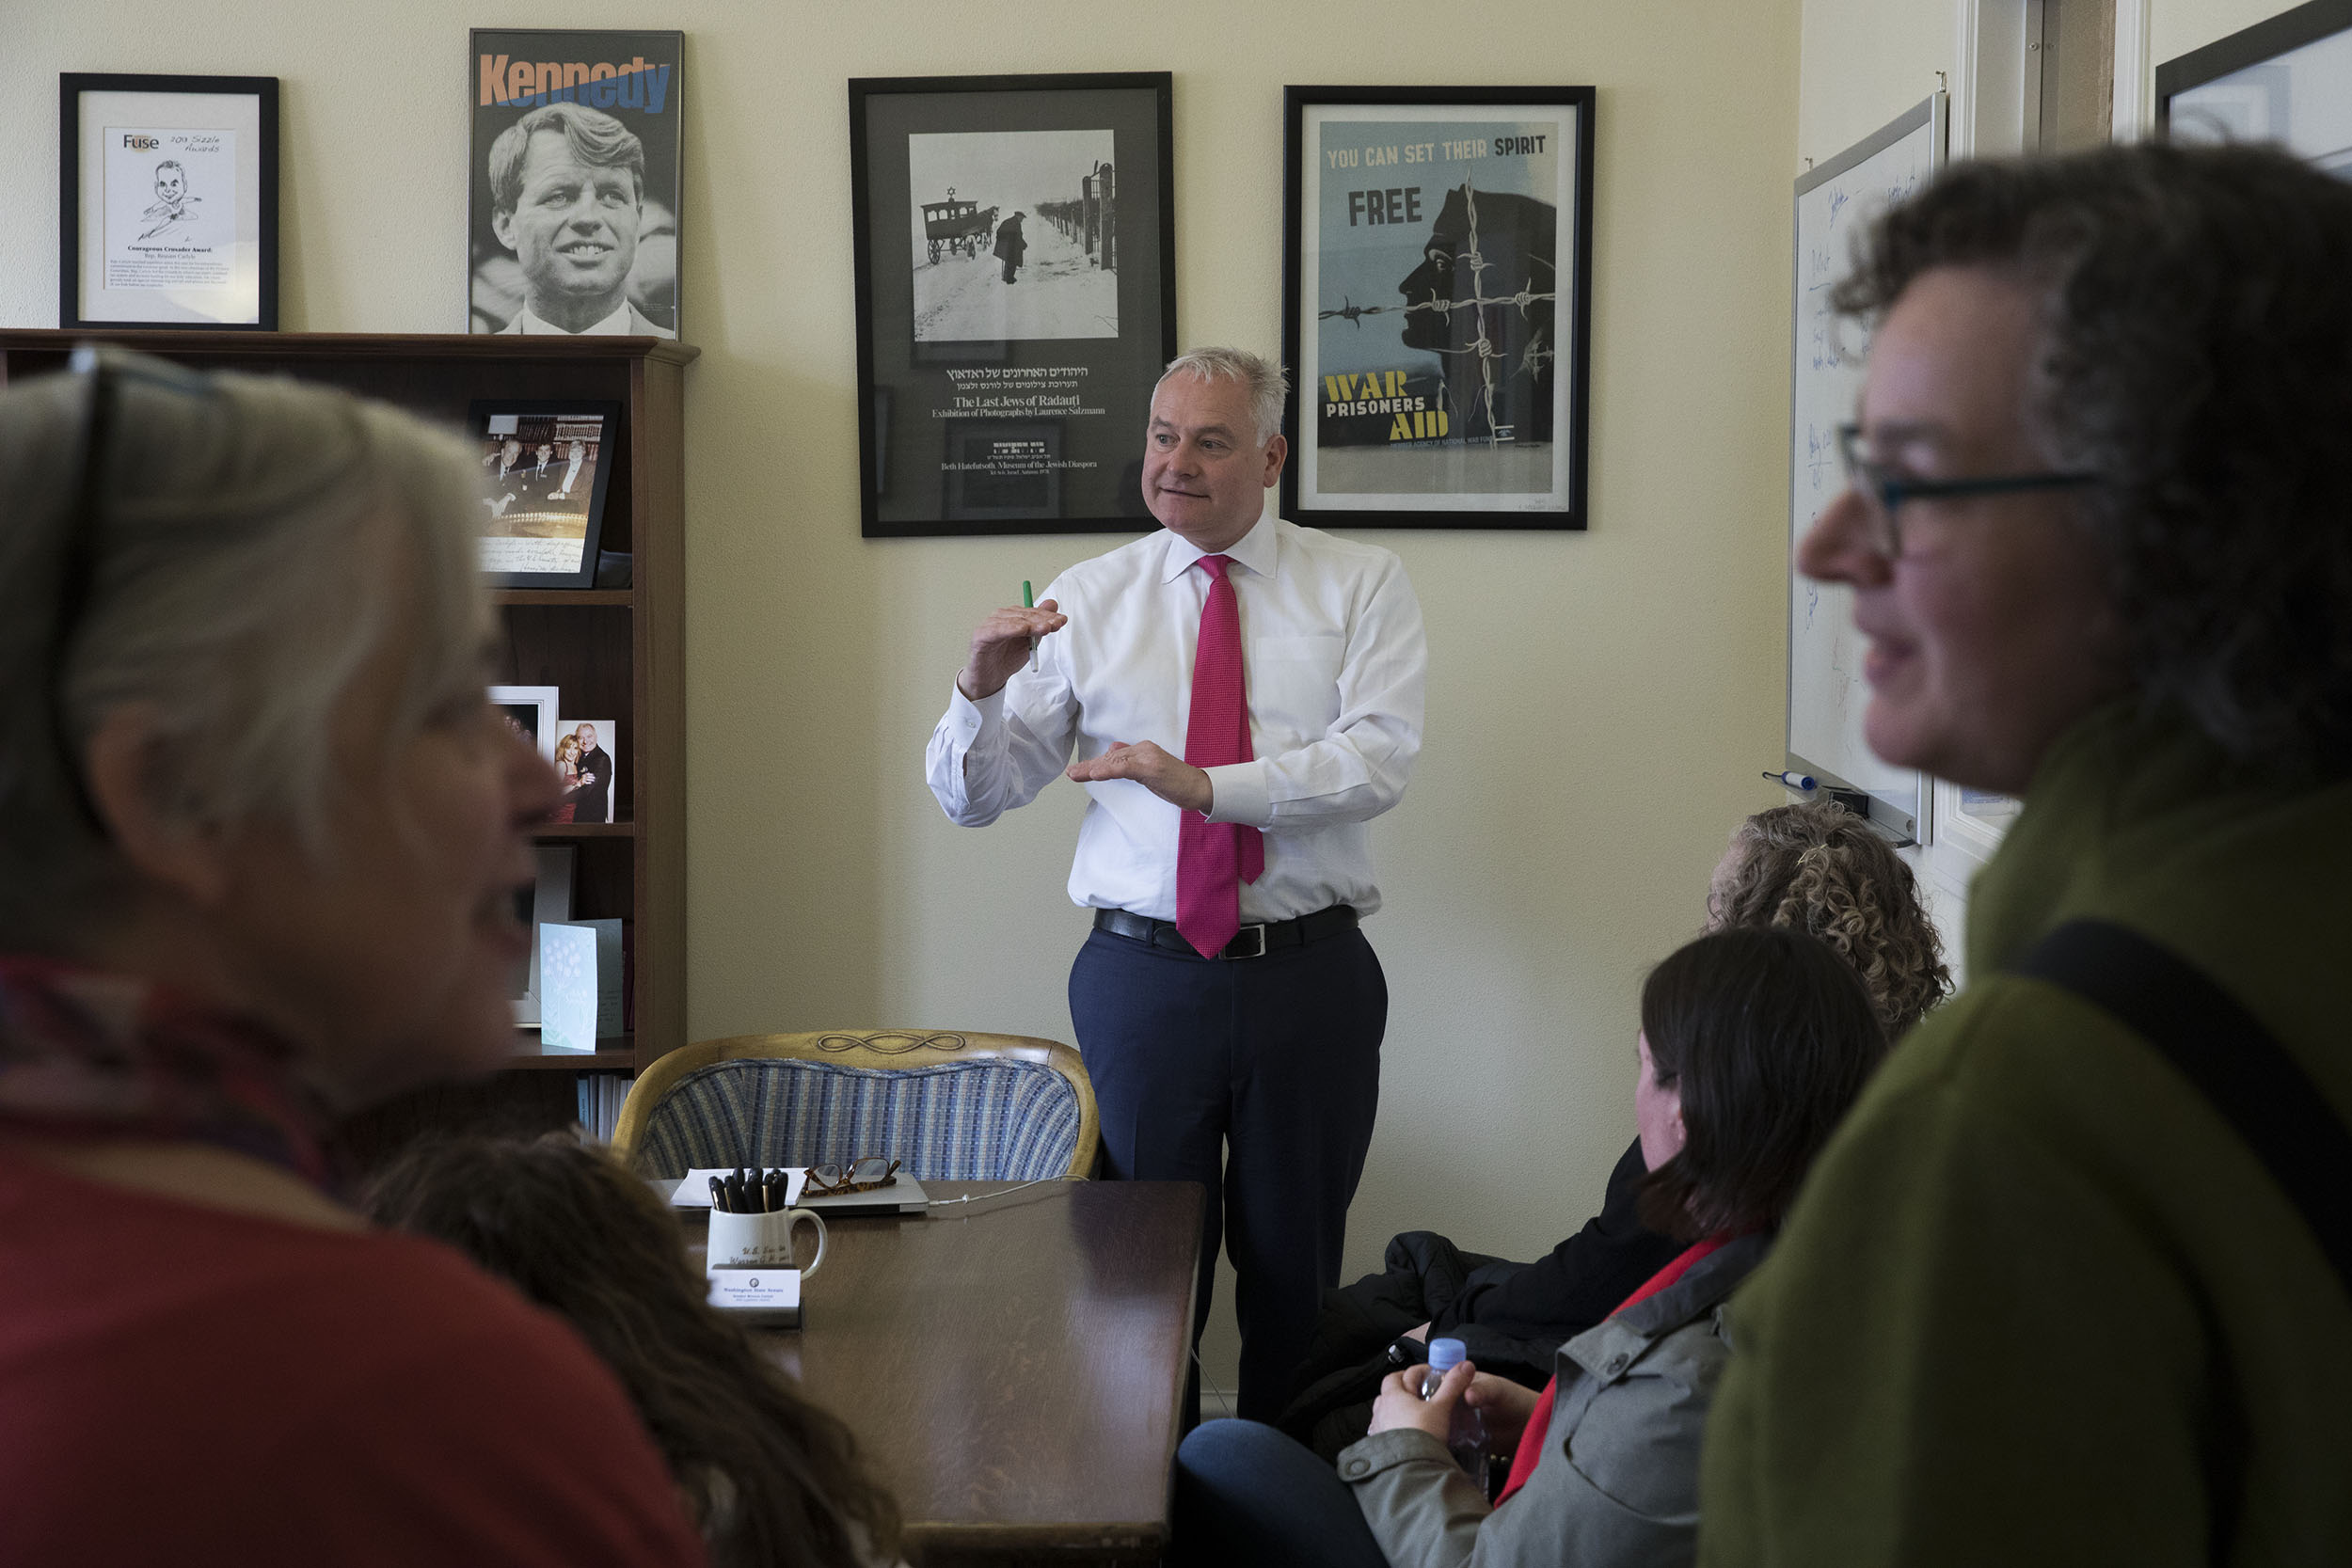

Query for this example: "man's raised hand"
[955,598,1066,701]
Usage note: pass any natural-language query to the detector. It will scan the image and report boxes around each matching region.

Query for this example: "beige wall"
[2,0,1804,1384]
[1798,0,1958,163]
[1796,0,2316,162]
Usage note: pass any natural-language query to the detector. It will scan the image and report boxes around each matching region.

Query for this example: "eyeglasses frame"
[1836,421,2100,556]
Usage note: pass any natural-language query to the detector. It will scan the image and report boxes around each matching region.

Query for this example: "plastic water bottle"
[1421,1338,1489,1481]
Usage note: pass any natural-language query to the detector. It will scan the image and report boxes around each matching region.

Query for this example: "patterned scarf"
[0,956,336,1186]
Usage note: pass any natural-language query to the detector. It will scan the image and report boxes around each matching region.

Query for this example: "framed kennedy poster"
[850,71,1176,538]
[469,29,682,338]
[1281,86,1595,531]
[60,74,278,330]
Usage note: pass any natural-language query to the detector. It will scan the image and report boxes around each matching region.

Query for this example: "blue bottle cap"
[1425,1337,1468,1372]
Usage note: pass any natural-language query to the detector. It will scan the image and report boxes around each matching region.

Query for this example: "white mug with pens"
[705,1166,827,1276]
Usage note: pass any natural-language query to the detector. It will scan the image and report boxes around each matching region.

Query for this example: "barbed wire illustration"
[1315,182,1557,445]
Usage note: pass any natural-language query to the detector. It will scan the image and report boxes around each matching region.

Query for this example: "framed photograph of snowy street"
[849,72,1175,538]
[1280,87,1595,531]
[60,74,278,330]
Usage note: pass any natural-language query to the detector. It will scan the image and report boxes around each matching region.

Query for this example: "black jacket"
[1278,1137,1682,1461]
[1430,1137,1682,1340]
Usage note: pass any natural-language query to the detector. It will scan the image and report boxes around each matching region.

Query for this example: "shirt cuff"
[1335,1428,1456,1484]
[946,679,1004,745]
[1201,761,1272,828]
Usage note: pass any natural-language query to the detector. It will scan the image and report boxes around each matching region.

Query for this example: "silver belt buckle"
[1224,924,1268,959]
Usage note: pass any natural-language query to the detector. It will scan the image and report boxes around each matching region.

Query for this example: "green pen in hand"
[1024,579,1038,672]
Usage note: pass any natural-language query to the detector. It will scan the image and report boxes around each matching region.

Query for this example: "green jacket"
[1342,1233,1769,1568]
[1699,704,2352,1566]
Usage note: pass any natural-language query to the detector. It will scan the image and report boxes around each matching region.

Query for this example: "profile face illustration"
[1396,185,1558,442]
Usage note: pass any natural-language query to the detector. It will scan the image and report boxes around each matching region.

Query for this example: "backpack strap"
[2010,919,2352,1305]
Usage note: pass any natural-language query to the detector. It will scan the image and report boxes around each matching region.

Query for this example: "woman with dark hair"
[1283,798,1947,1456]
[1173,926,1886,1568]
[1703,140,2352,1566]
[364,1134,903,1568]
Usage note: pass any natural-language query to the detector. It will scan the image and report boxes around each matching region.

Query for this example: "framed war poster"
[1282,86,1595,531]
[850,72,1177,538]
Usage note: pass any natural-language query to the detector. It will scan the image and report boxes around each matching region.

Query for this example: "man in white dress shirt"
[485,103,675,339]
[926,348,1426,1422]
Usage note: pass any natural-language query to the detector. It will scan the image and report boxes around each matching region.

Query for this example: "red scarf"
[1491,1234,1733,1507]
[0,956,335,1186]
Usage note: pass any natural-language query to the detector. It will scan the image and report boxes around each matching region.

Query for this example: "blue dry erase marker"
[1764,769,1818,791]
[1023,579,1038,671]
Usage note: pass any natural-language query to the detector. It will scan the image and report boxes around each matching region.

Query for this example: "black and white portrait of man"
[485,103,675,338]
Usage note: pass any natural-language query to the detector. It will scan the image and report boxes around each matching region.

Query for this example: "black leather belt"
[1092,905,1359,960]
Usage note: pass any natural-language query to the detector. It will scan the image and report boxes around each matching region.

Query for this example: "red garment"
[1491,1233,1734,1507]
[1175,553,1265,957]
[0,1148,707,1567]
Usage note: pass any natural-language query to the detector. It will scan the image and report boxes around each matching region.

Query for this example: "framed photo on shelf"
[553,717,620,826]
[849,71,1176,538]
[59,73,278,330]
[513,844,576,1028]
[469,400,619,587]
[1280,86,1595,531]
[489,684,561,759]
[468,29,683,337]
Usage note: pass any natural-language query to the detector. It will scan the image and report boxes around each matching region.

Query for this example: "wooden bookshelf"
[0,331,695,1162]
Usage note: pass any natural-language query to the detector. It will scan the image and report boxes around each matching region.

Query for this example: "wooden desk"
[706,1180,1201,1565]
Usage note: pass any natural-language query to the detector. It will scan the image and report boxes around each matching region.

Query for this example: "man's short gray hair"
[1155,348,1290,446]
[0,352,491,942]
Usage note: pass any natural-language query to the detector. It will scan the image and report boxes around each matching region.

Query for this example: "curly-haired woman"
[1703,141,2352,1566]
[1706,799,1950,1037]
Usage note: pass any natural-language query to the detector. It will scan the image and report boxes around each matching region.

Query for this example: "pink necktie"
[1176,554,1264,958]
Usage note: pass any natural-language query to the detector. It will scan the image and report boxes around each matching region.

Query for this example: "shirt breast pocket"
[1248,632,1344,747]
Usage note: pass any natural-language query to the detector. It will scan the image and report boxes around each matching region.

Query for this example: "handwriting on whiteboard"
[1788,103,1939,819]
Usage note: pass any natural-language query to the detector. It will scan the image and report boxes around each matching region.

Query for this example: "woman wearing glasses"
[1706,142,2352,1565]
[0,352,703,1565]
[1172,925,1888,1568]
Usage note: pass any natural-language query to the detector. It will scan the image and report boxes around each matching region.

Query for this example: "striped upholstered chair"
[612,1029,1099,1182]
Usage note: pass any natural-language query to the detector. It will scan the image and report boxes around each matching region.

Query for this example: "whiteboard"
[1788,95,1943,843]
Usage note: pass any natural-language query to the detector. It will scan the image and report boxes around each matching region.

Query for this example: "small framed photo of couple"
[60,73,280,330]
[470,400,621,588]
[550,718,620,826]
